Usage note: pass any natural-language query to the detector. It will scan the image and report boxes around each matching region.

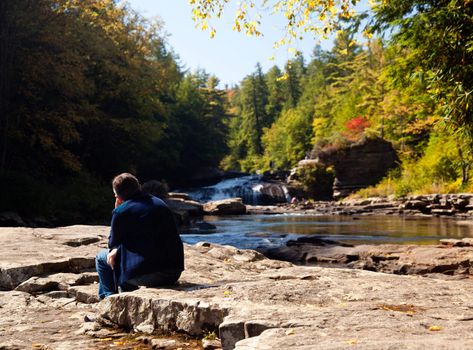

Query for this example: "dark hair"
[112,173,141,200]
[141,180,169,199]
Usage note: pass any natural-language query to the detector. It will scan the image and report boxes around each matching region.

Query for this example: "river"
[180,214,473,250]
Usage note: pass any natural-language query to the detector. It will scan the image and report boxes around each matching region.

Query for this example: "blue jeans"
[95,249,116,299]
[95,249,182,298]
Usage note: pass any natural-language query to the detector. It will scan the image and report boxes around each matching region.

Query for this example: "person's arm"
[107,248,118,269]
[107,210,124,269]
[108,210,124,249]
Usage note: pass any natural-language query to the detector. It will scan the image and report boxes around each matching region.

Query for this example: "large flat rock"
[2,225,473,349]
[0,225,108,289]
[99,243,473,349]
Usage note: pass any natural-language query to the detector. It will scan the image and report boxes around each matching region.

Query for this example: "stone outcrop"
[0,225,108,290]
[203,198,247,215]
[316,137,398,199]
[262,236,473,277]
[245,193,473,219]
[4,225,473,349]
[165,198,205,226]
[253,182,289,205]
[99,243,473,350]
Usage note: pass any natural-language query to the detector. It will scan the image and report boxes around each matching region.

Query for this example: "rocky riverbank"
[262,236,473,278]
[3,193,473,230]
[247,193,473,218]
[3,226,473,349]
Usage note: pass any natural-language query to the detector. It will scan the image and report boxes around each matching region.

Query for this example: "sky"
[126,1,367,87]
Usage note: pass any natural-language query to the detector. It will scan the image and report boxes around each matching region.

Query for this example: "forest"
[1,0,472,223]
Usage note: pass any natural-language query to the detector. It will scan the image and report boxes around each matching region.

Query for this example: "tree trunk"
[456,137,470,185]
[0,0,12,177]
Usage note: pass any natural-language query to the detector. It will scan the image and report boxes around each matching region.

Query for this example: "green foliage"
[391,130,465,196]
[4,0,473,224]
[226,9,473,198]
[293,163,335,200]
[373,0,473,173]
[202,330,218,341]
[1,171,110,224]
[262,107,313,170]
[222,63,271,171]
[0,0,230,222]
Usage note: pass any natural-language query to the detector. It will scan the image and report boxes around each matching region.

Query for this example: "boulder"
[203,198,247,215]
[401,200,428,210]
[165,198,204,226]
[165,198,203,216]
[254,182,289,204]
[168,192,193,201]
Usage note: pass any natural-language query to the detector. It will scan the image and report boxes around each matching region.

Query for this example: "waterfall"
[182,175,290,205]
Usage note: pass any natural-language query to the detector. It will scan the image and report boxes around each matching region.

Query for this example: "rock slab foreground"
[2,226,473,349]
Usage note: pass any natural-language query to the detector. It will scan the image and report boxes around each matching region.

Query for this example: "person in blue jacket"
[95,173,184,299]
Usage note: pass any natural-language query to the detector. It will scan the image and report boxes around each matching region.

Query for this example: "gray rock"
[165,198,204,216]
[68,284,100,304]
[439,238,473,247]
[15,272,98,293]
[431,208,456,216]
[316,138,398,199]
[203,198,247,215]
[0,225,107,289]
[202,338,222,350]
[0,290,101,349]
[5,225,473,349]
[150,338,179,349]
[168,192,193,201]
[265,238,473,277]
[401,200,428,210]
[96,249,473,350]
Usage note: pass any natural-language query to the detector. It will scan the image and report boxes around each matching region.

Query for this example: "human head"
[112,173,141,200]
[141,180,169,199]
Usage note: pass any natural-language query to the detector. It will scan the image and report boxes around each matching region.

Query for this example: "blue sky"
[126,1,367,87]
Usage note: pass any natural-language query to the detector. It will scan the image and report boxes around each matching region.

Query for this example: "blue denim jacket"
[108,193,184,286]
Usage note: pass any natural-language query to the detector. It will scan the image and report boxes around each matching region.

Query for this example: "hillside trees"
[222,63,271,171]
[0,0,230,222]
[373,0,473,184]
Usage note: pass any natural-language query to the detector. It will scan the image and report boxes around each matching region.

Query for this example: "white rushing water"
[182,175,290,205]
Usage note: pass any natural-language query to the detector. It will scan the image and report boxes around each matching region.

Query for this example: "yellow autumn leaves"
[189,0,361,52]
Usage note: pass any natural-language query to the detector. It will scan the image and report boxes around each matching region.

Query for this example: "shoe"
[84,314,96,322]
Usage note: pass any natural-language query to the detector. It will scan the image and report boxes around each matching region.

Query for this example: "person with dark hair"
[95,173,184,298]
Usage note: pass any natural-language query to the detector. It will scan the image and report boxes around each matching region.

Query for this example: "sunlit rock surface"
[203,198,247,215]
[2,226,473,349]
[262,236,473,277]
[99,243,473,350]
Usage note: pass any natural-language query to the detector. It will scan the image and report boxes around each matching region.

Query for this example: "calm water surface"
[180,214,473,250]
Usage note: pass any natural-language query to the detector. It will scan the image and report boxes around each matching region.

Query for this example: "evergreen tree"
[265,65,285,124]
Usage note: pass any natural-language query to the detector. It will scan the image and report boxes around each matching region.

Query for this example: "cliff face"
[317,137,398,198]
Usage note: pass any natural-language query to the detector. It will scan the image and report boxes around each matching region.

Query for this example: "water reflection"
[180,214,473,250]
